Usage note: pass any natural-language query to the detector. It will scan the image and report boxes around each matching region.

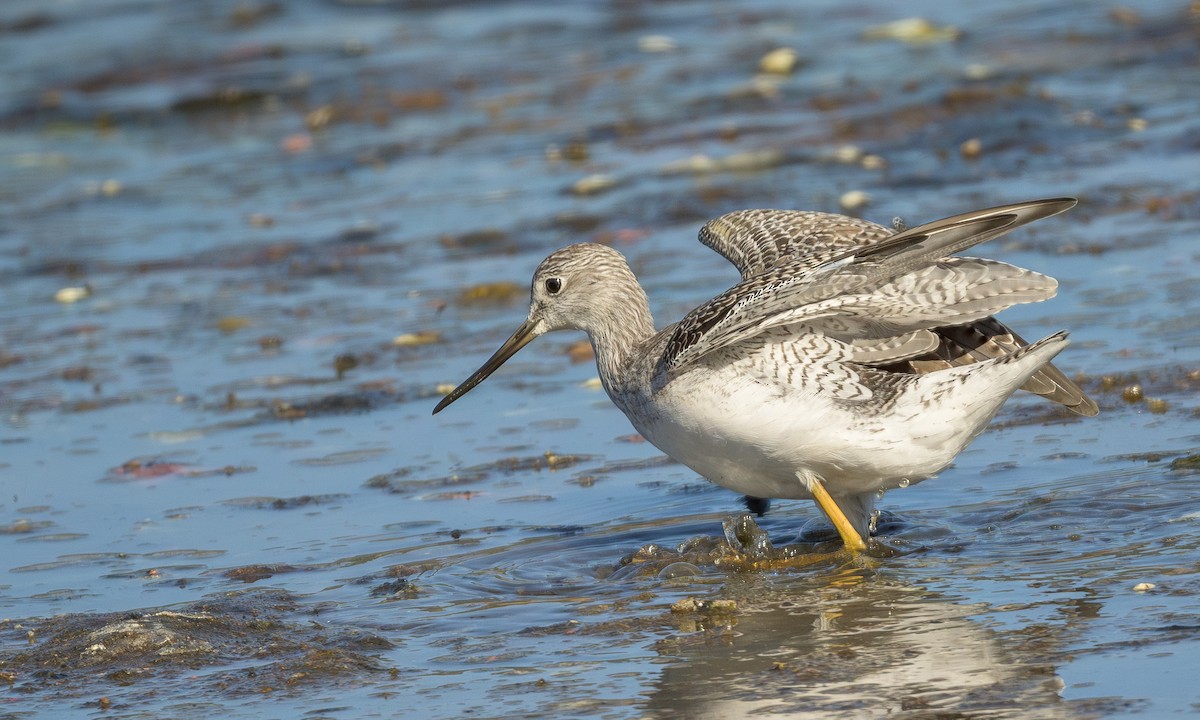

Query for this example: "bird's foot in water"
[716,514,865,570]
[796,509,906,544]
[743,495,770,516]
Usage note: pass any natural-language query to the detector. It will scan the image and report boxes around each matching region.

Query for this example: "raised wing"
[699,209,891,280]
[661,197,1076,363]
[679,197,1094,415]
[699,198,1076,280]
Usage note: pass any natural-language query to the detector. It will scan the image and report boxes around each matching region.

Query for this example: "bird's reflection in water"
[646,575,1078,719]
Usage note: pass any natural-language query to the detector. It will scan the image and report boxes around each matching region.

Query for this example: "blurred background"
[2,1,1199,717]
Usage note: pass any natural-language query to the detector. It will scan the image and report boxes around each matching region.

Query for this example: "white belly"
[620,369,966,500]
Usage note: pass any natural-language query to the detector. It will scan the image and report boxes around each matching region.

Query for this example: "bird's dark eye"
[545,277,563,294]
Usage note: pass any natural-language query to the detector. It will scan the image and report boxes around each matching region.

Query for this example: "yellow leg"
[809,480,867,551]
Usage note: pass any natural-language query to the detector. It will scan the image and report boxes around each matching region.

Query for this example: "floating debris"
[960,137,982,158]
[660,149,785,175]
[570,174,618,196]
[305,105,334,131]
[638,34,677,53]
[759,47,799,75]
[1132,582,1155,593]
[457,281,523,305]
[860,154,887,170]
[1122,384,1144,403]
[839,190,871,211]
[215,316,253,333]
[963,63,993,80]
[54,286,91,304]
[393,330,441,347]
[831,145,863,164]
[863,17,961,44]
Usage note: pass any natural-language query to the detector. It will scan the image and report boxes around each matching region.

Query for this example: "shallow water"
[2,0,1200,717]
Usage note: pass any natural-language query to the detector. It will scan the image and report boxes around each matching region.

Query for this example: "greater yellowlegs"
[433,199,1097,550]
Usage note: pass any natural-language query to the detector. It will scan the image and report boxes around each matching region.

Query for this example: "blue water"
[3,0,1200,717]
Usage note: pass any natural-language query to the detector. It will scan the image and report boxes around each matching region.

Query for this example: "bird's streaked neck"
[586,284,655,389]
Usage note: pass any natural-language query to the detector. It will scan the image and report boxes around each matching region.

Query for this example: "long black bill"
[432,318,538,414]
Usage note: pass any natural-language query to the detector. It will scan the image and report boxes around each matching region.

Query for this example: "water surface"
[2,1,1200,717]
